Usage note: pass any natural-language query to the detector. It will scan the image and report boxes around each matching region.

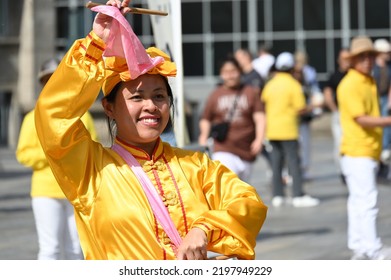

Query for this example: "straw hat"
[348,35,378,58]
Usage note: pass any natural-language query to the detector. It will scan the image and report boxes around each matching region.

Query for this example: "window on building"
[256,0,265,32]
[0,0,23,37]
[271,40,296,56]
[306,39,327,73]
[0,91,11,146]
[211,1,233,34]
[239,41,250,52]
[349,0,359,30]
[332,0,341,30]
[182,2,203,34]
[366,0,389,29]
[213,41,235,76]
[303,0,326,30]
[239,0,248,33]
[56,7,69,41]
[272,0,295,31]
[183,43,204,76]
[0,1,8,36]
[56,3,94,50]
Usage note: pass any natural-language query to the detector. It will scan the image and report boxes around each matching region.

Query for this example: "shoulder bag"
[210,90,241,142]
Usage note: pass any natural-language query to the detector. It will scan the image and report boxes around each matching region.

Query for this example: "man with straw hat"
[337,35,391,260]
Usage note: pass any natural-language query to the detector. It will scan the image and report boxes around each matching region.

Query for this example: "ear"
[102,98,115,119]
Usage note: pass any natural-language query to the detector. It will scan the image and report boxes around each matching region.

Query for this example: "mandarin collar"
[114,137,164,161]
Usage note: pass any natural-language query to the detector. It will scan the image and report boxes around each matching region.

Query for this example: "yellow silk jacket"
[34,31,268,260]
[16,110,98,198]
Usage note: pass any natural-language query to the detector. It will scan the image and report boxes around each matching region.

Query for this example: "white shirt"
[252,53,275,80]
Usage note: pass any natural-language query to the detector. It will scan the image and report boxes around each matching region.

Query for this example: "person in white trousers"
[16,58,98,259]
[338,36,391,260]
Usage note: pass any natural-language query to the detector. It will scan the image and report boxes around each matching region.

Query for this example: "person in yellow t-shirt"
[337,35,391,260]
[16,58,98,260]
[33,0,267,260]
[261,52,320,208]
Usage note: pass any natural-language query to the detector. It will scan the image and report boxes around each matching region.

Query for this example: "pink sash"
[111,144,182,248]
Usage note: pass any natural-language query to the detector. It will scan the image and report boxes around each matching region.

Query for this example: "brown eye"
[129,95,142,101]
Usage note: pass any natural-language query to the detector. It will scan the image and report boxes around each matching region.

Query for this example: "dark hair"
[218,56,242,73]
[258,42,273,54]
[236,48,254,60]
[102,75,175,144]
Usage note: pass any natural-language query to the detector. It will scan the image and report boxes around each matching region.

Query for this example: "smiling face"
[102,74,172,153]
[220,60,242,89]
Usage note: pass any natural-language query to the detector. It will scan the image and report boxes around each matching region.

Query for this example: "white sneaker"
[380,150,391,164]
[291,195,320,207]
[271,196,285,207]
[351,252,368,260]
[369,247,391,260]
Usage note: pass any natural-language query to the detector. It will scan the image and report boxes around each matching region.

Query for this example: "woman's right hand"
[92,0,132,42]
[176,228,208,260]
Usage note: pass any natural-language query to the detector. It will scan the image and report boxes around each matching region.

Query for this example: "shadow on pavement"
[258,227,331,241]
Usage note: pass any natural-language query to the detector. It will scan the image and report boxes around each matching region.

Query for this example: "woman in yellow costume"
[34,0,267,260]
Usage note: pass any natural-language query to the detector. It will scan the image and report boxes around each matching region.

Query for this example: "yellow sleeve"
[191,154,268,260]
[15,111,48,171]
[81,111,99,142]
[34,31,106,209]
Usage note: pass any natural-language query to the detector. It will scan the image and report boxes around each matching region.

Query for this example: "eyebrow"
[133,86,166,93]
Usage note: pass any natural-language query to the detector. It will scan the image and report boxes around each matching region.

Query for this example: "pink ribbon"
[112,144,182,249]
[91,5,164,79]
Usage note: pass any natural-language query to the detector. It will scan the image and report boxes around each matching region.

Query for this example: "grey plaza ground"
[1,114,391,260]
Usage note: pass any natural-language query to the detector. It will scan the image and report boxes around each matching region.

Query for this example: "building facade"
[1,0,391,147]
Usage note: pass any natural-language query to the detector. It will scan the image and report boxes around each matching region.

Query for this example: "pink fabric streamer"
[112,144,183,249]
[91,5,164,79]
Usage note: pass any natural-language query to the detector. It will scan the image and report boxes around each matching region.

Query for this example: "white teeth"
[143,118,158,124]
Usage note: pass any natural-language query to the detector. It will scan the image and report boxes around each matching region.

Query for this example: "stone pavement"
[1,114,391,260]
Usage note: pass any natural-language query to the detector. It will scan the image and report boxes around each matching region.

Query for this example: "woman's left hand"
[93,0,132,42]
[176,228,208,260]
